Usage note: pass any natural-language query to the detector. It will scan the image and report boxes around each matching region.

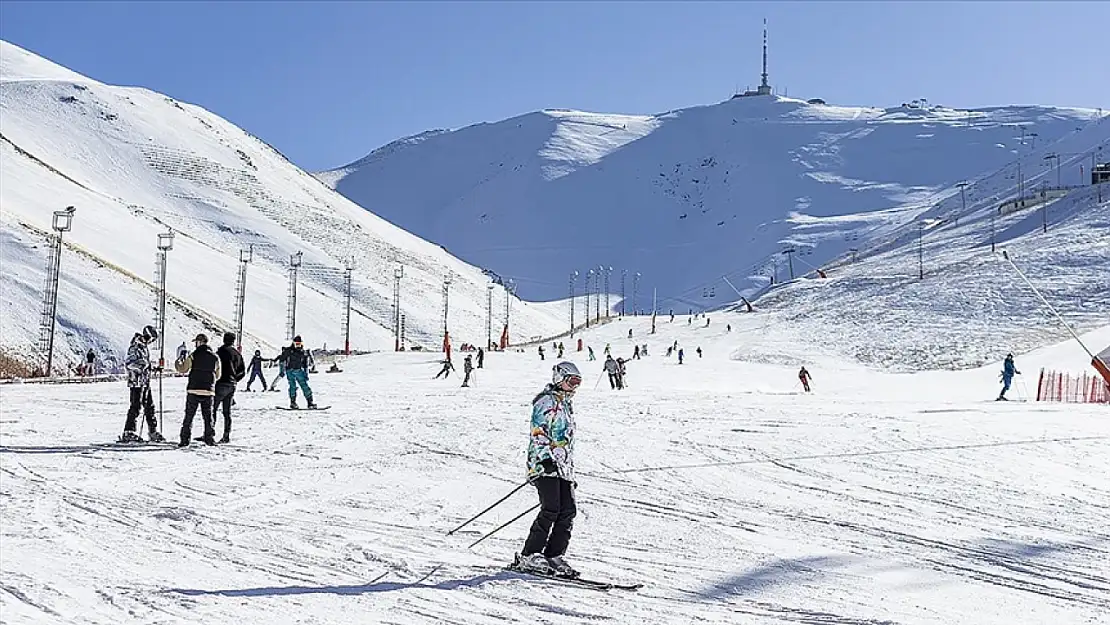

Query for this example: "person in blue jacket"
[997,353,1020,401]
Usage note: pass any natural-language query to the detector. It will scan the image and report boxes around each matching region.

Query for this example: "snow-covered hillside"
[320,94,1107,311]
[2,314,1107,625]
[0,40,565,372]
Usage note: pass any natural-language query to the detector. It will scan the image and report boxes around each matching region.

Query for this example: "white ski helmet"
[552,361,582,389]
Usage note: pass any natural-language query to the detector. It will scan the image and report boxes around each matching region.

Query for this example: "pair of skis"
[502,563,642,592]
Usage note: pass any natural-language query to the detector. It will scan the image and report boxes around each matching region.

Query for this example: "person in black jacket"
[174,333,222,446]
[246,350,268,391]
[214,332,246,443]
[277,336,316,409]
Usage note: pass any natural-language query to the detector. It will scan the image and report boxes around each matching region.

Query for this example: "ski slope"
[319,92,1108,310]
[0,40,565,373]
[1,315,1108,625]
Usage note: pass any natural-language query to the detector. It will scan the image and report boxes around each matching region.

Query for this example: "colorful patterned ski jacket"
[125,335,152,388]
[527,385,575,482]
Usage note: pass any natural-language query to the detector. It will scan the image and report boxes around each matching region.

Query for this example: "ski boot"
[118,430,144,443]
[512,553,554,575]
[307,401,318,410]
[218,434,230,444]
[148,431,166,443]
[290,399,299,410]
[547,555,580,579]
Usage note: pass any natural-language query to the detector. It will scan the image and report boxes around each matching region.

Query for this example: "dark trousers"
[462,370,471,387]
[247,369,267,391]
[608,373,618,389]
[214,382,236,438]
[125,386,157,433]
[180,394,215,443]
[522,477,576,558]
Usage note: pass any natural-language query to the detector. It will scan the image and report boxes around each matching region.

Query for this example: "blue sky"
[2,1,1106,171]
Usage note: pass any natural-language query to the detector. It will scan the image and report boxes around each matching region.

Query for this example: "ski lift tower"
[286,251,303,340]
[153,228,175,372]
[38,206,76,376]
[392,265,404,351]
[232,245,253,351]
[569,271,578,337]
[342,257,354,355]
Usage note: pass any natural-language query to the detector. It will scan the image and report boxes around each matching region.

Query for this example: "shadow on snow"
[168,572,527,598]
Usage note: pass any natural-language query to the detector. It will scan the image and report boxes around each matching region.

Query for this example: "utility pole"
[1044,153,1061,189]
[955,181,969,218]
[595,266,602,322]
[991,205,997,253]
[342,258,354,355]
[392,265,404,351]
[771,255,778,285]
[603,266,612,318]
[917,222,925,280]
[569,271,578,337]
[442,274,453,353]
[620,269,626,317]
[486,284,493,351]
[585,269,593,328]
[650,287,657,334]
[503,278,513,349]
[632,272,640,316]
[232,245,253,352]
[783,248,796,280]
[38,206,76,376]
[286,251,302,340]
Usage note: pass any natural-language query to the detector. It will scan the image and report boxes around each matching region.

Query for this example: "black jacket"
[249,354,264,372]
[175,345,221,395]
[281,345,311,371]
[217,344,246,385]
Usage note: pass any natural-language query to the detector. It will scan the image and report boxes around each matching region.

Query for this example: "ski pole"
[593,371,605,390]
[447,480,530,536]
[468,503,540,549]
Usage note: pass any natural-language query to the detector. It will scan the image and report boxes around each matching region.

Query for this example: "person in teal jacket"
[998,353,1020,401]
[513,361,582,579]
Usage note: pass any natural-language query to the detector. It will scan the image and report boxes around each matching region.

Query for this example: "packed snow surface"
[2,315,1107,625]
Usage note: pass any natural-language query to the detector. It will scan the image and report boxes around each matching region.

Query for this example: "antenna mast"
[758,18,771,95]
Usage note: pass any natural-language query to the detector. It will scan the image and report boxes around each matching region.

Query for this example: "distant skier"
[628,328,633,339]
[666,346,673,358]
[557,342,564,358]
[538,345,545,361]
[997,353,1020,401]
[120,325,165,443]
[434,358,455,379]
[512,361,582,578]
[587,346,596,361]
[174,333,221,447]
[279,336,316,409]
[214,332,246,443]
[641,344,648,357]
[477,347,485,369]
[246,350,268,391]
[633,345,640,360]
[678,348,685,364]
[616,357,627,389]
[798,366,812,393]
[727,324,731,332]
[705,318,710,327]
[604,343,611,357]
[269,344,290,392]
[696,346,703,358]
[85,348,96,376]
[462,354,474,387]
[604,355,620,389]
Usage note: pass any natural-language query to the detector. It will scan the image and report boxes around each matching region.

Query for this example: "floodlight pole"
[633,272,640,316]
[343,258,354,355]
[233,245,253,352]
[286,252,302,340]
[155,228,174,433]
[569,271,578,337]
[393,265,404,351]
[40,206,76,377]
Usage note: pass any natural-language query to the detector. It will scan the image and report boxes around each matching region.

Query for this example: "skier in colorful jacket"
[516,361,582,579]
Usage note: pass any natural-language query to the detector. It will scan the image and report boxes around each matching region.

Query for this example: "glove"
[540,459,558,476]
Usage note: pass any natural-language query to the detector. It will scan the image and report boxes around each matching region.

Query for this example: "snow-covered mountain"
[319,94,1107,311]
[0,41,566,373]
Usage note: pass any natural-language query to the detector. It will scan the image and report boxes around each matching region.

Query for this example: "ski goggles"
[562,375,583,389]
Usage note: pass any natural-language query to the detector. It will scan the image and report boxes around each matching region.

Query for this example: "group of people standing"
[119,327,317,446]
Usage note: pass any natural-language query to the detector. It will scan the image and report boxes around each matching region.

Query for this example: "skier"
[246,350,268,391]
[434,358,455,379]
[477,347,485,369]
[587,346,596,361]
[604,343,611,357]
[798,366,812,393]
[633,345,640,360]
[705,318,710,327]
[512,361,582,578]
[85,348,96,376]
[727,324,731,332]
[666,346,673,358]
[174,333,221,447]
[678,348,685,364]
[696,346,703,358]
[604,355,620,389]
[279,336,316,409]
[641,344,648,357]
[997,353,1021,401]
[616,357,627,389]
[214,332,246,443]
[462,354,474,387]
[120,325,165,443]
[557,342,564,359]
[538,345,545,361]
[628,328,633,339]
[269,344,290,392]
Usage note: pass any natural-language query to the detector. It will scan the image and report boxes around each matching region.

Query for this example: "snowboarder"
[279,336,316,409]
[696,346,703,358]
[587,346,596,361]
[214,332,246,443]
[538,345,545,361]
[513,361,582,578]
[85,348,96,376]
[633,345,640,360]
[120,325,165,443]
[997,353,1020,401]
[678,348,685,364]
[246,350,268,391]
[174,333,221,447]
[434,358,455,379]
[462,355,474,387]
[798,366,812,392]
[477,347,485,369]
[604,355,620,389]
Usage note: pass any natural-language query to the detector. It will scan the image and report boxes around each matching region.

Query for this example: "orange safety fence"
[1036,369,1110,403]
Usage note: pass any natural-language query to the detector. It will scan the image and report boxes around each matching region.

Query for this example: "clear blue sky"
[2,1,1106,171]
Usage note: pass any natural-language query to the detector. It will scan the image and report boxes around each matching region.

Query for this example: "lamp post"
[233,246,253,352]
[486,284,494,352]
[40,206,76,376]
[585,269,593,328]
[620,269,626,317]
[569,271,578,337]
[286,251,302,340]
[392,265,404,351]
[155,228,174,433]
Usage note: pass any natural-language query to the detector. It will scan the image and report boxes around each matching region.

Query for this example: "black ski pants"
[522,477,576,558]
[180,393,215,444]
[124,386,157,434]
[214,382,236,439]
[462,370,471,387]
[247,368,267,391]
[608,373,618,389]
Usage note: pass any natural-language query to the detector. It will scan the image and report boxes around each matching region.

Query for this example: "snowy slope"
[0,40,565,372]
[1,315,1107,625]
[320,95,1107,309]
